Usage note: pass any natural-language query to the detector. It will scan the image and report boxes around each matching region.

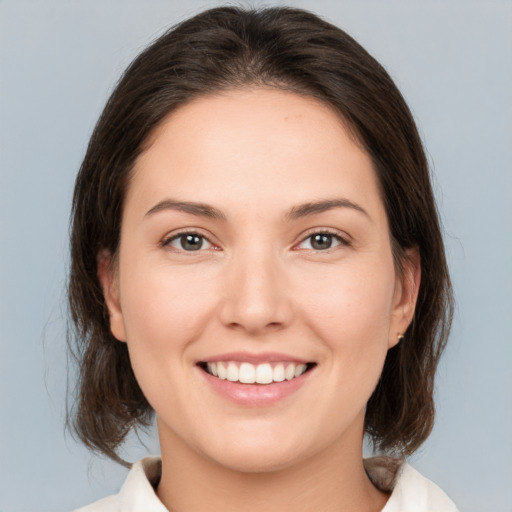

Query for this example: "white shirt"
[74,456,458,512]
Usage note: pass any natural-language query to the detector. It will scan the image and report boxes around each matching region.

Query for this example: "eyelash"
[161,230,216,252]
[161,229,350,253]
[294,229,350,252]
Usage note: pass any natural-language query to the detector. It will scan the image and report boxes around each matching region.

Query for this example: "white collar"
[76,456,458,511]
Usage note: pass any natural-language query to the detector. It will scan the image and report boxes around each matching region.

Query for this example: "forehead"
[142,88,364,163]
[127,88,383,219]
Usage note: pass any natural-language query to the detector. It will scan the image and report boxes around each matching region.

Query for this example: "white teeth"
[217,361,227,380]
[256,363,273,384]
[207,362,217,377]
[204,361,310,384]
[273,363,285,382]
[226,362,239,382]
[294,364,307,378]
[285,363,295,381]
[239,362,256,383]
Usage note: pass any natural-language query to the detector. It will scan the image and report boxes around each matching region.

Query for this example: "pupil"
[182,234,203,251]
[311,234,332,250]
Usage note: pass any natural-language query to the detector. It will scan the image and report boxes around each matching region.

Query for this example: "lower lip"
[199,367,313,406]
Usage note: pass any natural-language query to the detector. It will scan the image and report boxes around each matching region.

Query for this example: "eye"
[164,232,214,252]
[297,232,348,251]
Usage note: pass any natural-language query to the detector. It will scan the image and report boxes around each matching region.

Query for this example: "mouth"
[197,361,317,385]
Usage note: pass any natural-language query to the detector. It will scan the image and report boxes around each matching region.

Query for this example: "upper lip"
[198,352,312,365]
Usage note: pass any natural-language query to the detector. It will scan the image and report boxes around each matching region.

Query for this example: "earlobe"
[389,247,421,348]
[97,250,127,342]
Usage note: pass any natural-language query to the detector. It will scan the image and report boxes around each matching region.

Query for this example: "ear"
[97,250,127,342]
[388,247,421,349]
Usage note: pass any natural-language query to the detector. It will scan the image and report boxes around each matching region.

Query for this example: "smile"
[199,361,315,385]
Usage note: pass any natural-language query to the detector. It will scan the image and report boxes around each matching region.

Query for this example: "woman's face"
[100,88,419,472]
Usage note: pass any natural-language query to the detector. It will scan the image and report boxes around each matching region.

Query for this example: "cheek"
[117,261,222,421]
[299,259,395,336]
[297,259,395,386]
[117,258,218,385]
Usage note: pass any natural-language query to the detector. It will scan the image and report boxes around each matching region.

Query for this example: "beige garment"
[74,456,458,512]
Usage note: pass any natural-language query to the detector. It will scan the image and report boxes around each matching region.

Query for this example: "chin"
[207,444,305,474]
[195,424,316,474]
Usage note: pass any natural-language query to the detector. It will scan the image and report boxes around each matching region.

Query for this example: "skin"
[99,88,420,512]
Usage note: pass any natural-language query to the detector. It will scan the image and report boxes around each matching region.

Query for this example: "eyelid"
[293,228,351,250]
[161,228,220,251]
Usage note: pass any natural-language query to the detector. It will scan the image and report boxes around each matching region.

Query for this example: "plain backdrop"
[1,1,511,511]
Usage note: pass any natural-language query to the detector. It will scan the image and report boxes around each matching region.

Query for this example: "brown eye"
[297,232,348,251]
[165,233,212,251]
[310,234,333,250]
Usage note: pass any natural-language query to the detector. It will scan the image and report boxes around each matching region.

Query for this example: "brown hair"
[68,6,453,463]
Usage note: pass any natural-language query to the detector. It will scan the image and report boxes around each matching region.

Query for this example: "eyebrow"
[145,199,227,220]
[286,198,370,221]
[144,197,369,222]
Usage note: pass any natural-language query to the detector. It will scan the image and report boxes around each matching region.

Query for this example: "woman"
[69,6,457,511]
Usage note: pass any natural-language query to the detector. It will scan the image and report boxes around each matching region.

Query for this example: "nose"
[218,247,293,335]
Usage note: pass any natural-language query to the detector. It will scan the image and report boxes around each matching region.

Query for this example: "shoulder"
[74,494,119,512]
[73,457,167,512]
[364,456,459,512]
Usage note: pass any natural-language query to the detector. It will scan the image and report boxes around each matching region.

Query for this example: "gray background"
[1,1,511,511]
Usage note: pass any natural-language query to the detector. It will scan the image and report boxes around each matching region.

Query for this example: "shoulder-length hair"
[69,6,453,463]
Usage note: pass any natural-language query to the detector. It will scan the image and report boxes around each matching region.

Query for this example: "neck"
[156,419,388,512]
